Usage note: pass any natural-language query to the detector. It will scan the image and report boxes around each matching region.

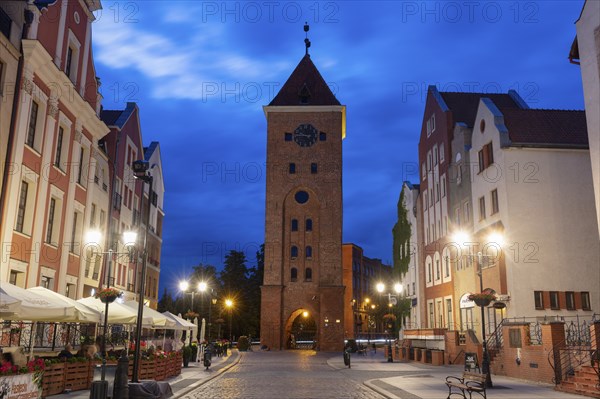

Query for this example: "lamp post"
[179,280,206,344]
[131,160,153,384]
[376,282,403,363]
[477,251,493,388]
[453,231,503,389]
[86,230,136,399]
[225,299,233,345]
[208,296,217,342]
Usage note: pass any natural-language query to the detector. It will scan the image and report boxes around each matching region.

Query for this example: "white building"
[397,181,422,329]
[572,0,600,238]
[467,98,599,320]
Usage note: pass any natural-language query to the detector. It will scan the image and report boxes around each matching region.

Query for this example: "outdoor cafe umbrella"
[122,300,175,328]
[0,282,76,321]
[77,296,142,325]
[27,287,102,323]
[0,287,21,316]
[162,311,196,330]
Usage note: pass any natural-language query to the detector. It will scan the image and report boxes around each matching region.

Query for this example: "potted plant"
[94,287,123,303]
[468,292,497,307]
[237,336,250,352]
[183,311,199,320]
[182,346,192,368]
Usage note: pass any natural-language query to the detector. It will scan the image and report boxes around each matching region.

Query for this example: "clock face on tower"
[293,123,318,147]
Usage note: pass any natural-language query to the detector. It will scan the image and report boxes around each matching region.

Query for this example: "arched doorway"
[285,309,317,350]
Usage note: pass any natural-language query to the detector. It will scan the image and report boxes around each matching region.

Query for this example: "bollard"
[343,350,351,369]
[113,352,129,399]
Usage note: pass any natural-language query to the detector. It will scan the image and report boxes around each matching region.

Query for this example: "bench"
[445,371,487,399]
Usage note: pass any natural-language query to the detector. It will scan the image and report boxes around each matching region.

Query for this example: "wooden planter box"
[64,361,91,391]
[139,359,155,380]
[154,358,167,381]
[42,362,66,397]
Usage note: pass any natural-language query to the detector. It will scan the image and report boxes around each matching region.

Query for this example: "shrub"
[237,336,250,352]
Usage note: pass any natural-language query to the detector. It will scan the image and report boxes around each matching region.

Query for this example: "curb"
[172,352,242,398]
[363,379,400,399]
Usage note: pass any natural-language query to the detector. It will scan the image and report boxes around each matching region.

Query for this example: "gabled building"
[570,0,600,236]
[467,100,599,323]
[395,181,422,329]
[417,86,525,330]
[100,103,164,309]
[0,0,109,298]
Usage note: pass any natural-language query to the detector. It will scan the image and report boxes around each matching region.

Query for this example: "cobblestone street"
[180,351,385,399]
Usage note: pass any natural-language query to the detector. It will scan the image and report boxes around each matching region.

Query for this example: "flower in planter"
[383,313,397,321]
[94,287,123,303]
[467,292,497,302]
[183,311,199,320]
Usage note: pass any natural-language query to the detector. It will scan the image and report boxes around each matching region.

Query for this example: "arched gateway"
[260,29,345,352]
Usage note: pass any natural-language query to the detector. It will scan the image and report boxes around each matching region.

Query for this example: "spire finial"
[304,22,311,56]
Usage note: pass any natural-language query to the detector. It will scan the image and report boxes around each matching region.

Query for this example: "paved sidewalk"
[49,350,241,399]
[328,350,586,399]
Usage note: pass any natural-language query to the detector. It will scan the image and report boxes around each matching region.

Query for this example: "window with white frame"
[15,181,28,234]
[433,144,438,165]
[45,196,63,246]
[464,202,471,223]
[421,163,426,180]
[65,31,81,85]
[491,189,499,214]
[441,175,446,197]
[479,197,486,220]
[54,126,65,169]
[426,114,436,137]
[440,143,445,163]
[26,100,39,148]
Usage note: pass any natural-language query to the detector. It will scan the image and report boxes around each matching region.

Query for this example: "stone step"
[558,380,600,398]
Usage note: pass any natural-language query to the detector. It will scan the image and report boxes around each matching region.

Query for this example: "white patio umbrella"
[77,296,141,324]
[0,288,21,316]
[27,287,102,323]
[0,282,76,321]
[200,318,206,343]
[162,311,196,330]
[122,300,175,328]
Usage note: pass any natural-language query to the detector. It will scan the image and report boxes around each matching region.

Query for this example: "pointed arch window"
[305,246,313,258]
[305,218,313,231]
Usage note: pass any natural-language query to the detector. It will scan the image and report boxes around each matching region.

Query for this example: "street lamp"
[375,282,403,363]
[131,160,154,384]
[208,296,217,342]
[453,230,504,389]
[86,229,137,399]
[225,299,233,345]
[179,280,206,344]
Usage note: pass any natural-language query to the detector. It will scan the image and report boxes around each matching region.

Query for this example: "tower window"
[305,268,312,281]
[305,246,312,258]
[285,133,292,141]
[311,163,317,174]
[291,246,298,258]
[305,219,312,231]
[291,219,298,231]
[291,267,297,282]
[289,163,296,174]
[319,132,326,141]
[295,191,309,204]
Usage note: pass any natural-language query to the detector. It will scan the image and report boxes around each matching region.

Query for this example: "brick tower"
[260,47,346,351]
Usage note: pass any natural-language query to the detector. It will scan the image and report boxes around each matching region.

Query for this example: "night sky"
[91,1,586,296]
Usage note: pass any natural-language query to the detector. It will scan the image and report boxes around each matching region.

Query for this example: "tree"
[157,288,175,313]
[392,189,412,276]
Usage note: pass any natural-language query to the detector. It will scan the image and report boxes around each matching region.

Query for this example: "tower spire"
[304,22,311,56]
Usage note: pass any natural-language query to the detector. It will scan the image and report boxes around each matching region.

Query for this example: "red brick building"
[260,53,346,351]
